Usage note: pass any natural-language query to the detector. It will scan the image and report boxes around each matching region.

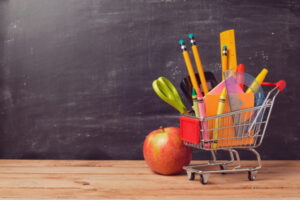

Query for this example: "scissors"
[180,71,218,106]
[152,77,187,114]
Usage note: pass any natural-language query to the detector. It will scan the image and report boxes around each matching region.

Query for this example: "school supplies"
[255,89,265,106]
[192,89,199,117]
[224,69,243,112]
[182,80,285,183]
[220,29,237,72]
[188,33,209,95]
[211,88,227,149]
[221,45,228,80]
[205,72,255,148]
[233,72,266,107]
[202,88,254,148]
[246,68,268,94]
[204,93,254,117]
[236,64,245,90]
[208,76,244,95]
[197,88,209,149]
[179,40,199,91]
[224,70,245,137]
[152,77,187,114]
[180,72,218,106]
[174,30,287,184]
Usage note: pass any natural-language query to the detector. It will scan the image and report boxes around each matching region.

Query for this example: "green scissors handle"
[152,77,187,114]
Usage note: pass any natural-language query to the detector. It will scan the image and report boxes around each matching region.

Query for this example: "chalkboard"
[0,0,299,160]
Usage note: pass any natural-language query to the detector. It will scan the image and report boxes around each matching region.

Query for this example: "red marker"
[236,64,245,90]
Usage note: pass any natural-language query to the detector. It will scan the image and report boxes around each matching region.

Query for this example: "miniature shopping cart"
[180,80,286,184]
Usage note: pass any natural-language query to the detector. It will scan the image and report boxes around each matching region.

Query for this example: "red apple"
[143,126,192,175]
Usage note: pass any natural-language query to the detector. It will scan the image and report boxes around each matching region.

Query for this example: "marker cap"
[256,68,269,84]
[192,88,197,96]
[236,64,245,72]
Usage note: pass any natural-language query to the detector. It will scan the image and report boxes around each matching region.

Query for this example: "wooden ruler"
[220,29,237,72]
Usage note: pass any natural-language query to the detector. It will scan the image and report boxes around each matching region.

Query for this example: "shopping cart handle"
[262,80,286,92]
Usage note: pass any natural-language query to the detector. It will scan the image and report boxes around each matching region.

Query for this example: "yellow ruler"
[220,29,237,72]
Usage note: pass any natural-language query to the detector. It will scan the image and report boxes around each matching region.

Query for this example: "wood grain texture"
[0,160,299,199]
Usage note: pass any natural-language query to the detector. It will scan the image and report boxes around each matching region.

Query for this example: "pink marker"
[197,88,209,149]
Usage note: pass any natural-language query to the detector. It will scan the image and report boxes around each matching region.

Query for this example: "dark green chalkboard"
[0,0,299,160]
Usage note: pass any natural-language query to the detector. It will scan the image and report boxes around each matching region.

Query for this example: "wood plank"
[0,160,299,199]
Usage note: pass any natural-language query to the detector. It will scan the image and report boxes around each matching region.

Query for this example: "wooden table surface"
[0,160,299,200]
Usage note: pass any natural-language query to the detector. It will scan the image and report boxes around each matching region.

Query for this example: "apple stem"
[160,126,165,132]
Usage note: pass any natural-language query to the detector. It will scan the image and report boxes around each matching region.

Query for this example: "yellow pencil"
[220,29,237,72]
[179,40,199,91]
[221,45,228,80]
[246,68,269,94]
[211,88,227,149]
[187,34,209,95]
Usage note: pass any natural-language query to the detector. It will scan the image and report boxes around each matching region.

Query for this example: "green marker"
[192,88,200,117]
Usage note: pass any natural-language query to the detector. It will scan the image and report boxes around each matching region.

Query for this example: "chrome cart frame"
[182,83,285,184]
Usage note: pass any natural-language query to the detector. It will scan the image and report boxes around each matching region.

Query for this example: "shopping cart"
[180,80,286,184]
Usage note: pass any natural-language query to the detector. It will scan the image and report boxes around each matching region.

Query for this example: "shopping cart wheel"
[187,172,195,180]
[200,174,208,185]
[248,171,257,181]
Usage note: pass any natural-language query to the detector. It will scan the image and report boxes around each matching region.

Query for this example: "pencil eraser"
[187,33,194,38]
[178,40,185,45]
